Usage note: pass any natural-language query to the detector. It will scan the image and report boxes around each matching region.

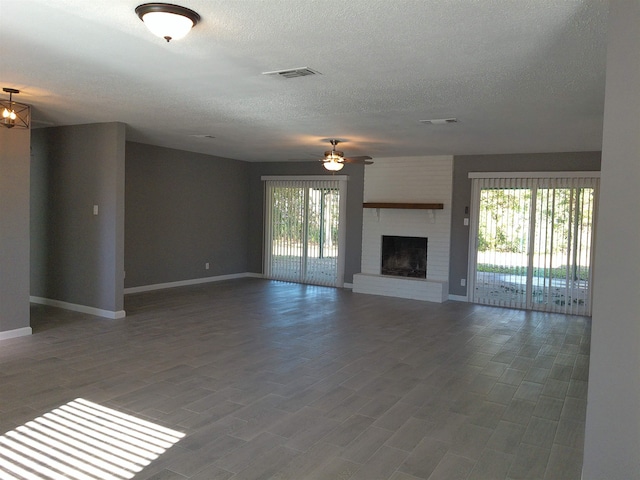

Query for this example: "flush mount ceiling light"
[1,88,30,129]
[135,3,200,42]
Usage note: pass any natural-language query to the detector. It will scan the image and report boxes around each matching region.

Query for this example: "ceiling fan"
[321,139,373,171]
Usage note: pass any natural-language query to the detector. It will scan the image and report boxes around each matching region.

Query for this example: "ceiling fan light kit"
[323,157,345,171]
[320,139,373,171]
[135,3,200,42]
[1,88,30,129]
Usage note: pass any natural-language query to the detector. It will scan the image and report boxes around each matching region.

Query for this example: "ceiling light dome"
[323,156,345,171]
[136,3,200,42]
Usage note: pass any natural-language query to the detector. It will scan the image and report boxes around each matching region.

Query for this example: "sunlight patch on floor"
[0,398,184,479]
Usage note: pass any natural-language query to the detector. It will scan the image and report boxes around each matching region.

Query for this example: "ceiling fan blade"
[343,156,373,164]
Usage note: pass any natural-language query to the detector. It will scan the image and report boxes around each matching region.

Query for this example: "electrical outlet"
[460,278,466,286]
[205,262,210,270]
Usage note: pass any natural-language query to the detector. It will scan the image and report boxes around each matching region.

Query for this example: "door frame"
[262,175,348,287]
[467,171,600,314]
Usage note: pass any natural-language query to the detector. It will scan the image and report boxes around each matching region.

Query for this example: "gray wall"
[30,122,126,313]
[247,162,365,284]
[449,152,601,296]
[583,0,640,477]
[125,142,250,287]
[0,127,31,335]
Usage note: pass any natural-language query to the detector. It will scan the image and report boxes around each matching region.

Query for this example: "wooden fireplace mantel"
[363,202,444,210]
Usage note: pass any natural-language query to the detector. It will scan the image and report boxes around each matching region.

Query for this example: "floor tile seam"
[446,443,503,464]
[530,411,564,424]
[228,411,291,428]
[183,399,246,416]
[551,429,585,450]
[211,449,285,475]
[273,441,310,456]
[380,435,429,454]
[336,434,392,465]
[232,392,290,409]
[565,391,587,400]
[395,470,423,480]
[506,443,553,476]
[313,379,361,396]
[552,358,578,368]
[490,417,527,437]
[192,465,235,479]
[306,414,379,444]
[214,431,291,460]
[521,377,549,386]
[520,434,560,452]
[519,418,559,446]
[468,446,517,469]
[414,432,453,451]
[371,416,412,443]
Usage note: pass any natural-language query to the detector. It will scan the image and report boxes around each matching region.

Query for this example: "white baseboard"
[0,326,32,341]
[343,282,353,289]
[124,272,263,294]
[448,294,469,302]
[30,297,126,319]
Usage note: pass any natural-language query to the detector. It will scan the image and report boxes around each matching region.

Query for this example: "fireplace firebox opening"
[381,235,427,278]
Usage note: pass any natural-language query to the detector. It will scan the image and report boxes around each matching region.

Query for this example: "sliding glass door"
[263,177,347,287]
[469,174,599,315]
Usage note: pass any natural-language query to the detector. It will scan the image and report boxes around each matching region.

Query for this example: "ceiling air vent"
[262,67,321,79]
[189,134,216,139]
[419,118,458,125]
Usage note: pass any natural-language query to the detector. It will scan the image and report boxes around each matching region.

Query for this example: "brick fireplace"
[352,156,453,302]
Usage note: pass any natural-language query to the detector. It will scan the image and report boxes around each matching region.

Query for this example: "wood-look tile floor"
[0,279,590,479]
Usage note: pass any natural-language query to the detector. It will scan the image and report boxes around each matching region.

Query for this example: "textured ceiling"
[0,0,608,162]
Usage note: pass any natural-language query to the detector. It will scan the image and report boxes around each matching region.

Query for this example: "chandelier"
[1,88,30,129]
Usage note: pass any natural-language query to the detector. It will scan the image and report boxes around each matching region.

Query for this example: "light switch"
[93,205,99,215]
[463,218,469,226]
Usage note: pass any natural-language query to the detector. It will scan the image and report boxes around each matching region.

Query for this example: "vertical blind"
[264,178,345,287]
[469,174,599,315]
